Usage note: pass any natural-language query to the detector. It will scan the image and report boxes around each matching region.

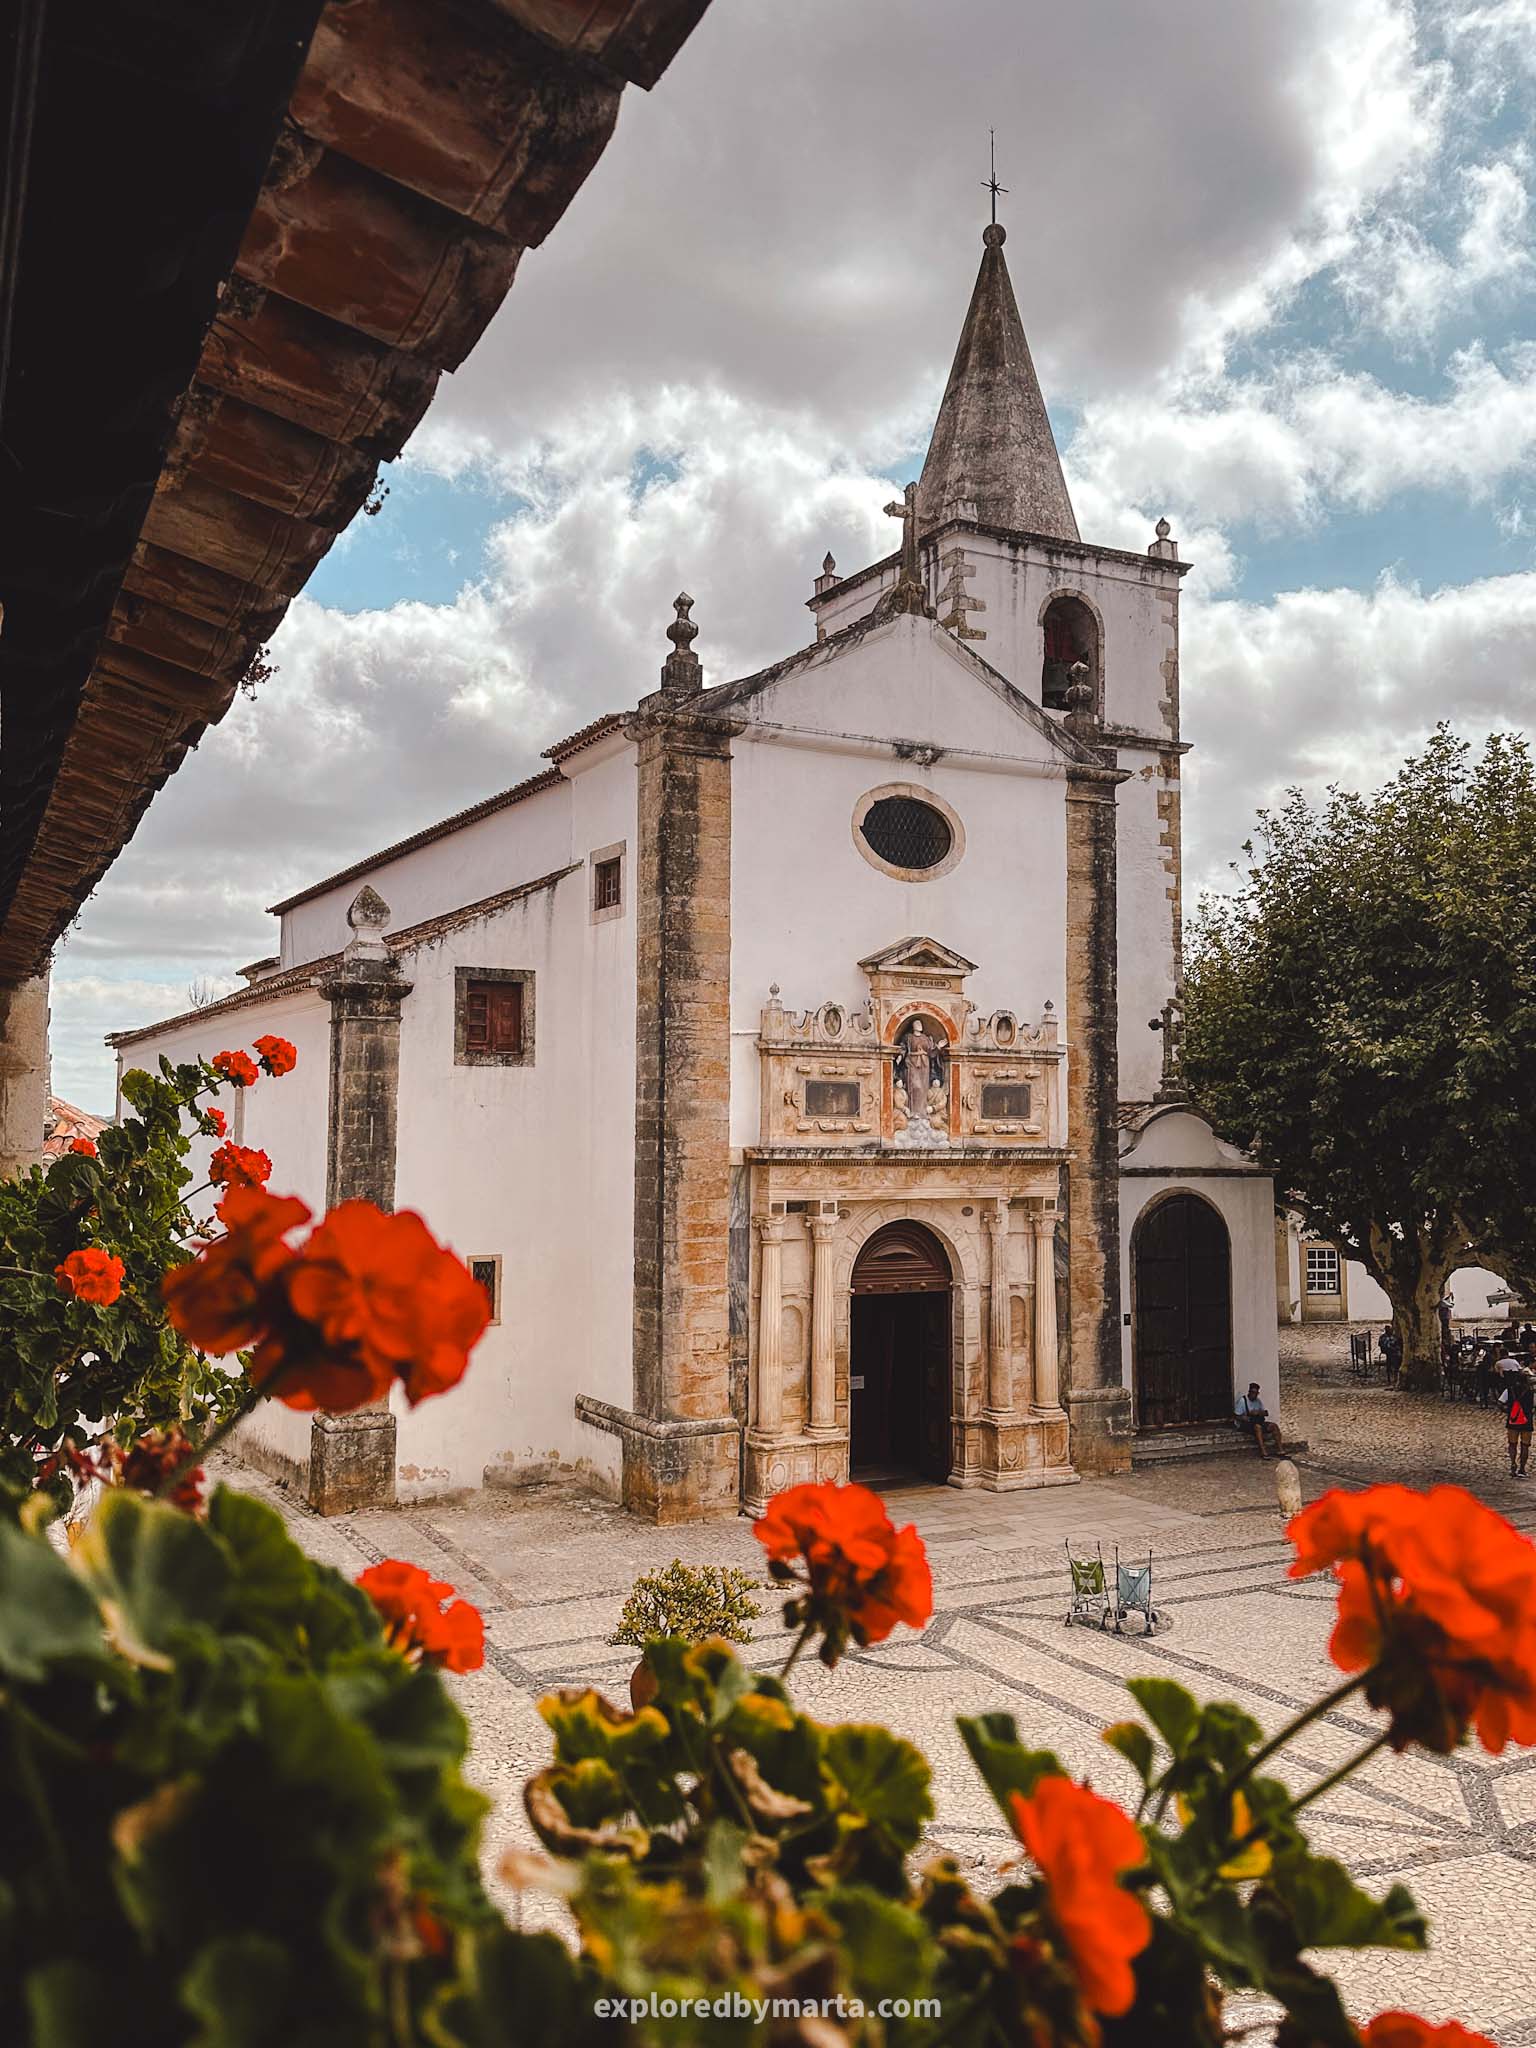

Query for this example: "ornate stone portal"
[742,938,1076,1510]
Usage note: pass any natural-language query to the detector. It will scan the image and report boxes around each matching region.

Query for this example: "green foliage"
[1183,726,1536,1380]
[609,1560,762,1649]
[0,1060,250,1500]
[0,1476,1453,2046]
[0,1483,580,2048]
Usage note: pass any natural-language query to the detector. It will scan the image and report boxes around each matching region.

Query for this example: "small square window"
[455,968,534,1067]
[589,841,626,923]
[805,1078,860,1119]
[1305,1244,1341,1294]
[469,1256,501,1324]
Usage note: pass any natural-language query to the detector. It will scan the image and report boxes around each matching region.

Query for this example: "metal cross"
[983,129,1008,226]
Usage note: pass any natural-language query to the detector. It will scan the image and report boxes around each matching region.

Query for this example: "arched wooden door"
[1132,1194,1233,1430]
[849,1221,952,1482]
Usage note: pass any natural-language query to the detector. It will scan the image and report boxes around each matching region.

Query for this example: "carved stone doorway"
[849,1221,952,1483]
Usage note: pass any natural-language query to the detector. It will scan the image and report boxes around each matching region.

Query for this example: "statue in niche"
[895,1019,947,1137]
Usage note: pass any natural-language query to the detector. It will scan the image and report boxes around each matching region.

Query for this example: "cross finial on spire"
[983,128,1008,228]
[882,481,929,613]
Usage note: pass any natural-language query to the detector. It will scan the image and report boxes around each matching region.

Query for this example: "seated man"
[1234,1383,1280,1458]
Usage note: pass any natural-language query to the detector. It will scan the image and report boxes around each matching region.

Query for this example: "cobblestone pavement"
[222,1364,1536,2045]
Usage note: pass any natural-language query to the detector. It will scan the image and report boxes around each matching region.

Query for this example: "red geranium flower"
[755,1480,933,1665]
[209,1141,273,1190]
[202,1107,227,1139]
[275,1201,490,1410]
[162,1184,309,1357]
[112,1427,205,1515]
[1361,2014,1497,2048]
[1288,1484,1536,1753]
[69,1137,97,1157]
[1010,1775,1151,2019]
[252,1034,297,1077]
[162,1190,488,1414]
[358,1559,485,1672]
[212,1049,259,1088]
[54,1247,126,1306]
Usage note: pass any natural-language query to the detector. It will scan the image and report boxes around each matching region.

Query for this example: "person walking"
[1498,1356,1534,1478]
[1380,1325,1403,1388]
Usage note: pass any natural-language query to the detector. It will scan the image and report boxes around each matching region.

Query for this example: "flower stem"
[1224,1671,1368,1793]
[779,1619,816,1681]
[1286,1732,1393,1819]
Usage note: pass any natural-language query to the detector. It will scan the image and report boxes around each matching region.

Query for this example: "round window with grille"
[859,794,953,874]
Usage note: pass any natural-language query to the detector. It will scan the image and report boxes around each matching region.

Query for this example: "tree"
[1182,727,1536,1390]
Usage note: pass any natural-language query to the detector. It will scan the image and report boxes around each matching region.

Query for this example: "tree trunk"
[1397,1271,1447,1393]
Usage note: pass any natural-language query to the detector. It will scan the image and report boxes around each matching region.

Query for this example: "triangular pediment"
[859,936,977,977]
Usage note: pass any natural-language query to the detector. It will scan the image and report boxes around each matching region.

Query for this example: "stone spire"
[914,223,1079,544]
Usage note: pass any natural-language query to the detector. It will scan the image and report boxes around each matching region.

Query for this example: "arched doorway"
[849,1221,952,1482]
[1132,1194,1233,1430]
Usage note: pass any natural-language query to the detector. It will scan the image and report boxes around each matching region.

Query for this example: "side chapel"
[111,220,1280,1521]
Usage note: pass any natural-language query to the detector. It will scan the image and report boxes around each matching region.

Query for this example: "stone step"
[1131,1431,1309,1467]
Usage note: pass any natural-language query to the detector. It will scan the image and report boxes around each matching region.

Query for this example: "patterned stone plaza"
[231,1363,1536,2044]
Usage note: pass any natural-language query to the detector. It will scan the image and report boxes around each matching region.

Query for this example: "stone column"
[1032,1210,1064,1414]
[0,970,51,1178]
[309,887,412,1514]
[1062,692,1133,1472]
[808,1214,837,1434]
[618,597,743,1521]
[984,1202,1012,1414]
[754,1219,785,1438]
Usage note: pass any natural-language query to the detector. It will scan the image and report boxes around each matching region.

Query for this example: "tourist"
[1380,1324,1403,1388]
[1498,1355,1533,1478]
[1234,1382,1279,1458]
[1474,1338,1498,1410]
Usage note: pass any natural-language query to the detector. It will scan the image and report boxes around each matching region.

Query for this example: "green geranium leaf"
[74,1488,230,1666]
[1266,1848,1428,1951]
[1102,1720,1157,1785]
[180,1933,292,2047]
[814,1884,935,2005]
[956,1712,1064,1823]
[428,1927,599,2048]
[721,1687,826,1810]
[23,1959,121,2048]
[539,1686,671,1769]
[1125,1678,1200,1757]
[205,1487,315,1645]
[0,1517,105,1679]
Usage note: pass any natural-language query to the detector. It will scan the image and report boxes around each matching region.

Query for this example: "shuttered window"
[464,978,523,1056]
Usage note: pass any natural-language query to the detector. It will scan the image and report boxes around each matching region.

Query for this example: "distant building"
[1275,1213,1511,1326]
[42,1098,108,1157]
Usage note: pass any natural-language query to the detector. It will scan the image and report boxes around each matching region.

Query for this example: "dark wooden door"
[1133,1195,1233,1429]
[850,1290,952,1482]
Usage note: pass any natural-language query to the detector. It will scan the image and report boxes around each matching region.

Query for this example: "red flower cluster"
[358,1559,485,1672]
[162,1186,490,1412]
[1010,1775,1151,2019]
[111,1427,206,1515]
[252,1034,298,1076]
[69,1137,97,1157]
[755,1480,933,1666]
[1289,1484,1536,1753]
[212,1049,259,1088]
[54,1247,126,1307]
[209,1141,273,1190]
[202,1107,227,1139]
[1361,2015,1497,2048]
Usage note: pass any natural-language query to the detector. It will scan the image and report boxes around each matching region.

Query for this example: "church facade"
[110,223,1279,1521]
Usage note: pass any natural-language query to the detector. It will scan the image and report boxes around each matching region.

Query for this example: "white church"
[111,221,1280,1521]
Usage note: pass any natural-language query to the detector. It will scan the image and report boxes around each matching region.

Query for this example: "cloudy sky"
[54,0,1536,1108]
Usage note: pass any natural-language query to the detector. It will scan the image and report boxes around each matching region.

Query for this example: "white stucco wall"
[279,777,572,967]
[1118,1109,1281,1424]
[389,740,638,1499]
[724,617,1070,1150]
